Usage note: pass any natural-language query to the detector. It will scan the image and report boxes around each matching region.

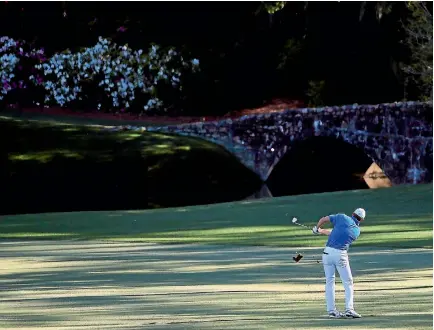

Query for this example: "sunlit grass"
[9,150,85,162]
[0,240,431,329]
[1,116,223,161]
[0,232,78,238]
[1,184,432,249]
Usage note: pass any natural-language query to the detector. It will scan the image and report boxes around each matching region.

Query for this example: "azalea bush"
[1,36,199,113]
[0,36,46,103]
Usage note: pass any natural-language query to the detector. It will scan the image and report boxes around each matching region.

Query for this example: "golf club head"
[288,216,312,230]
[293,253,303,263]
[293,253,320,264]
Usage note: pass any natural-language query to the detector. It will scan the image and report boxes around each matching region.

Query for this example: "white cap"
[353,208,366,219]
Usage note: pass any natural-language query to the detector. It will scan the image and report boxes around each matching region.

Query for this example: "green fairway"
[2,184,432,249]
[1,115,221,163]
[0,241,431,329]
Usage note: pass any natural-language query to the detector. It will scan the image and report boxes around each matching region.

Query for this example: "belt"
[324,247,348,254]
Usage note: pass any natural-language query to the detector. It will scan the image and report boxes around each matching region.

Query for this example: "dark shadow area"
[0,119,262,215]
[267,136,374,197]
[145,146,262,209]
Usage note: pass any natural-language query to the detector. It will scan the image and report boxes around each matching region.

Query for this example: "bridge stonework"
[149,102,433,185]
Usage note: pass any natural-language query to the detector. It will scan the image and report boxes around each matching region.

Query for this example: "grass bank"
[0,116,261,215]
[1,184,432,249]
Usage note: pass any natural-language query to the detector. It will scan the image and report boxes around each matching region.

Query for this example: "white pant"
[322,246,354,312]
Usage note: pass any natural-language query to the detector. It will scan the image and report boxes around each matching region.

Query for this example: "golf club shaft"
[288,216,322,264]
[286,215,312,230]
[294,222,310,229]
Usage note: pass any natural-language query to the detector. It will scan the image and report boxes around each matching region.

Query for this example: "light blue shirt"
[326,213,360,251]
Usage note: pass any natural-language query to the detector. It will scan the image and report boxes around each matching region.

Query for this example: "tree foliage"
[358,1,394,22]
[306,80,326,107]
[1,36,199,112]
[277,38,302,70]
[401,1,433,100]
[262,2,287,15]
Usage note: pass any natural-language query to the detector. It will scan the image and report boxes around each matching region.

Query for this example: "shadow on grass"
[0,242,431,329]
[0,117,262,215]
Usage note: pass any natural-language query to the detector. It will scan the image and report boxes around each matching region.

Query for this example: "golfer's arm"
[316,216,332,236]
[318,228,331,236]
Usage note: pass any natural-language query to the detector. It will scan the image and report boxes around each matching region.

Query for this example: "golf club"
[286,214,322,264]
[286,215,311,229]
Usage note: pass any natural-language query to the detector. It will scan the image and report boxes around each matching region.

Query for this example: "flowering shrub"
[0,36,46,101]
[27,37,200,112]
[0,35,199,112]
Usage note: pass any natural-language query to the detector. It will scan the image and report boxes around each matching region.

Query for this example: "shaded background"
[0,1,425,115]
[0,2,430,215]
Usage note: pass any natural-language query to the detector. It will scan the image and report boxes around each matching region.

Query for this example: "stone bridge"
[148,101,433,185]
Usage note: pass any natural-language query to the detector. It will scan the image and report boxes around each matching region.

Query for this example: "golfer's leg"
[322,254,336,312]
[336,253,354,311]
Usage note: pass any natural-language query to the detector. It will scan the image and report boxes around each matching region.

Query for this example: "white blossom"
[1,36,199,111]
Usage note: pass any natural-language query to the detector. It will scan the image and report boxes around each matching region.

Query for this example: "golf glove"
[312,226,320,235]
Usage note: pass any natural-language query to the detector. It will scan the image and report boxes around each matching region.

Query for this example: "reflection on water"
[244,184,273,200]
[1,174,391,216]
[244,165,393,201]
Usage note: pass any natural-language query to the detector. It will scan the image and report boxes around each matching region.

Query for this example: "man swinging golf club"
[312,208,366,319]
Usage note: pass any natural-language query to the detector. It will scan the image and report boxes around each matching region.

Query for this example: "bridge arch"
[266,135,377,197]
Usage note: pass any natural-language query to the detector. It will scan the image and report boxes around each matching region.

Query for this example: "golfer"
[312,208,366,318]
